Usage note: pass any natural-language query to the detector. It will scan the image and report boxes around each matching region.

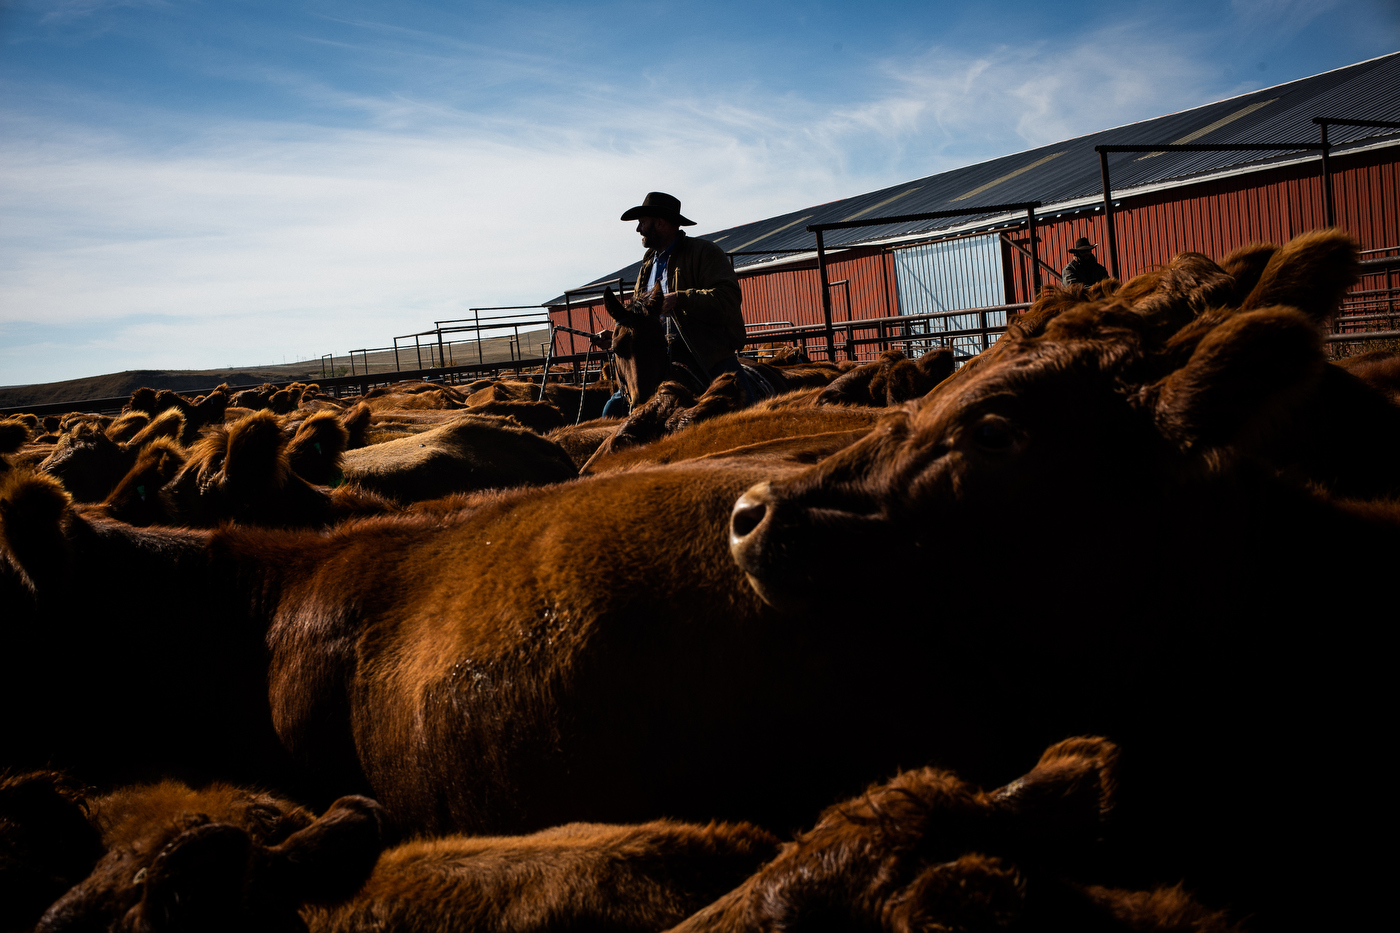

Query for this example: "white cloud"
[0,100,860,383]
[0,8,1322,385]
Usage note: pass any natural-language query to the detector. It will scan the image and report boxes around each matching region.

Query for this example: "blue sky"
[2,0,1396,386]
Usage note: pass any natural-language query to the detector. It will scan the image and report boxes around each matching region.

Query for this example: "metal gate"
[892,233,1008,357]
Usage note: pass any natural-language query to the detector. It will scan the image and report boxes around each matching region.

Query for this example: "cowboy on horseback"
[596,192,750,416]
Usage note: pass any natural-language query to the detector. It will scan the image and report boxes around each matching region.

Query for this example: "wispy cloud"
[0,1,1388,385]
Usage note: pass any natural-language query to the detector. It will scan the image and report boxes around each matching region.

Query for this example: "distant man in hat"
[1062,237,1110,287]
[596,192,746,416]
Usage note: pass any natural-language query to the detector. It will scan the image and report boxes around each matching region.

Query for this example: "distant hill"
[0,327,552,410]
[0,368,305,409]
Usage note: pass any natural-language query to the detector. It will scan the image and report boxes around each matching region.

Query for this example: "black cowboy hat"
[620,192,696,226]
[1069,237,1097,253]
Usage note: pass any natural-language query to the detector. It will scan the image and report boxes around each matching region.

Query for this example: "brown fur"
[1337,347,1400,404]
[817,349,955,407]
[1238,227,1360,322]
[545,419,624,468]
[102,411,151,444]
[306,819,779,933]
[340,413,577,502]
[287,411,351,487]
[466,400,568,434]
[340,402,373,449]
[97,437,188,526]
[583,404,881,474]
[37,424,135,502]
[584,380,699,461]
[123,407,187,449]
[0,770,105,930]
[37,782,386,933]
[667,738,1234,933]
[726,230,1388,931]
[159,410,356,528]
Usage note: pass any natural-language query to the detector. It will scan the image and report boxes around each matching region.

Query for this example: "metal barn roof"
[550,52,1400,304]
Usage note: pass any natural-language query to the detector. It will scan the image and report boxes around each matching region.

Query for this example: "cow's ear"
[339,402,372,450]
[286,411,349,486]
[1239,228,1359,324]
[992,737,1118,833]
[0,471,72,594]
[1145,307,1323,452]
[262,795,388,906]
[1219,241,1278,303]
[1,417,34,454]
[223,411,289,490]
[130,823,251,932]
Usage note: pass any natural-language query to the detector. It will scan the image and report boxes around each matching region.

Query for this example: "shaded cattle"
[0,471,297,790]
[1338,347,1400,404]
[156,410,391,528]
[103,410,152,444]
[727,230,1393,929]
[286,411,351,487]
[815,347,955,407]
[36,781,386,933]
[340,413,577,502]
[38,409,185,502]
[545,418,625,469]
[669,738,1235,933]
[0,770,105,931]
[125,386,231,443]
[0,418,34,476]
[306,819,778,933]
[582,403,881,474]
[464,399,568,434]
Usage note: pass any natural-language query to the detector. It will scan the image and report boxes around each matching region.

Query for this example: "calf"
[668,738,1236,933]
[35,781,386,933]
[307,819,778,933]
[340,413,577,502]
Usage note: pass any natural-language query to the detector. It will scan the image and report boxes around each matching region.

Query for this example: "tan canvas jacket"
[634,232,746,374]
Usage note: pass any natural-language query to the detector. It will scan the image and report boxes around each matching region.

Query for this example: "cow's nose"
[730,486,769,541]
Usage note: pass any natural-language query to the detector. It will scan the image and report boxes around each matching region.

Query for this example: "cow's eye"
[973,419,1017,452]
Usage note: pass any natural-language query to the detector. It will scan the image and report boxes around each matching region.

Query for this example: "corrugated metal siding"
[738,250,896,330]
[1005,146,1400,298]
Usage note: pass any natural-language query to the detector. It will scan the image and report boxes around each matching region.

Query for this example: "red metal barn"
[549,53,1399,364]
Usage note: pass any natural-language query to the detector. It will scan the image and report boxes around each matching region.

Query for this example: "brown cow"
[306,819,779,933]
[37,409,185,502]
[340,413,577,502]
[668,737,1236,933]
[815,347,956,407]
[158,410,387,528]
[545,417,625,468]
[35,781,386,933]
[0,770,105,931]
[464,399,568,434]
[726,231,1395,930]
[581,403,881,474]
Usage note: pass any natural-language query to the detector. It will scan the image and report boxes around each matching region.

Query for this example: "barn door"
[893,233,1007,358]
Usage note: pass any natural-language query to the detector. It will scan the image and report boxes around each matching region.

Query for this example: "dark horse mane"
[602,286,707,407]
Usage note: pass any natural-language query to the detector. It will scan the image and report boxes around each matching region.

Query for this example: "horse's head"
[604,286,673,407]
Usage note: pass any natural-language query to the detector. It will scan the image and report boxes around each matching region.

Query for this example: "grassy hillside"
[0,328,553,409]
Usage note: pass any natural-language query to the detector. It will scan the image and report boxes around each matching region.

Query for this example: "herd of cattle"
[1,228,1396,931]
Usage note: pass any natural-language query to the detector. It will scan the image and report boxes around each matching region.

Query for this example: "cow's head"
[731,288,1331,613]
[35,787,387,933]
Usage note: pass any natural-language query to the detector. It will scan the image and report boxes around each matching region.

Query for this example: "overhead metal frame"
[807,202,1042,359]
